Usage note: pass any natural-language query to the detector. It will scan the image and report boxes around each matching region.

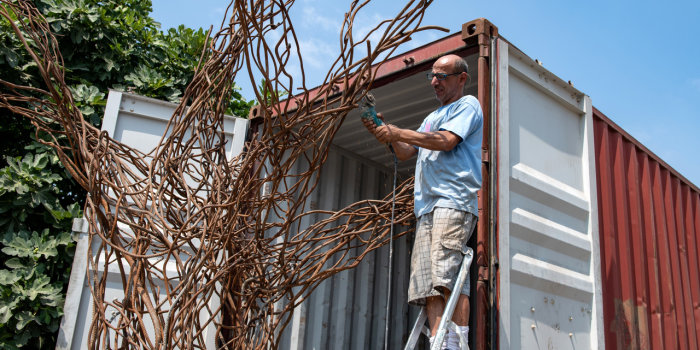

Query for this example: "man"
[363,54,482,349]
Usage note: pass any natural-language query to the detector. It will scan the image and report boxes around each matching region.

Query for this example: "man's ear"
[461,72,471,89]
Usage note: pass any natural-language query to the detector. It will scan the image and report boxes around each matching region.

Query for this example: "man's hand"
[375,124,401,143]
[362,113,401,143]
[362,112,386,137]
[361,112,385,134]
[362,112,417,161]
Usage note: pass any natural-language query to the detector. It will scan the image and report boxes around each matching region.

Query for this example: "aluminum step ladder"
[404,247,473,350]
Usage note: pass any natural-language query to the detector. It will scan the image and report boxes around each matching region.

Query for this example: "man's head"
[429,54,469,106]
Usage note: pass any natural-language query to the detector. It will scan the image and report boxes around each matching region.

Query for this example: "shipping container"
[58,17,699,350]
[593,108,700,350]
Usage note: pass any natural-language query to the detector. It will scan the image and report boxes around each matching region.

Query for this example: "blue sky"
[152,0,700,187]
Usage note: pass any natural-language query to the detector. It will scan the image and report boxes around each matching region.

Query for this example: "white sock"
[444,329,458,349]
[456,325,469,347]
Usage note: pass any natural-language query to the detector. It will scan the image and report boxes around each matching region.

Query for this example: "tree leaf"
[0,303,16,324]
[0,269,21,285]
[15,311,39,330]
[0,48,19,69]
[2,236,33,258]
[39,288,64,307]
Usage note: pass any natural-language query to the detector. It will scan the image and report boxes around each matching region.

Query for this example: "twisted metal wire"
[0,0,444,348]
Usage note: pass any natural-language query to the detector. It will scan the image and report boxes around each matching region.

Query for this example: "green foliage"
[0,148,78,349]
[0,0,253,348]
[229,84,256,118]
[0,229,73,349]
[257,78,288,105]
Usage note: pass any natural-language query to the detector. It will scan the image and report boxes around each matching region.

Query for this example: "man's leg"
[427,291,469,334]
[427,291,470,350]
[445,291,470,349]
[445,291,470,326]
[426,295,445,336]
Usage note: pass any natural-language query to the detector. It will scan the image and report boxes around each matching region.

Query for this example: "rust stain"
[611,299,650,350]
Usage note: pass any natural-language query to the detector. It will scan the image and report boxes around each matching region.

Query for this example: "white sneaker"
[454,325,469,350]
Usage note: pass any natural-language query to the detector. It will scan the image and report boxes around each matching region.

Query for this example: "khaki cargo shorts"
[407,207,477,305]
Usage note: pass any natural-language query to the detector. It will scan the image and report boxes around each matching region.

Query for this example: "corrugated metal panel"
[495,38,605,349]
[593,108,700,350]
[273,146,422,350]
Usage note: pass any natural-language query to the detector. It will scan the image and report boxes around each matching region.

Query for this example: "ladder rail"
[404,307,429,350]
[405,247,473,350]
[431,248,473,350]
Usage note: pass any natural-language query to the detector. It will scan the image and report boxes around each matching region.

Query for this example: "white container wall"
[56,91,249,350]
[495,38,605,349]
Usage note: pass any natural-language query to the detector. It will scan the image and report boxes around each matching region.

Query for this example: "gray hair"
[454,57,469,74]
[454,57,470,92]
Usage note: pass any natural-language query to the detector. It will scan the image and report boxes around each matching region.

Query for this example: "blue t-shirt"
[413,95,483,218]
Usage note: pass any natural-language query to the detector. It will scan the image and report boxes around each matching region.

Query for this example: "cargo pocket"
[436,208,471,254]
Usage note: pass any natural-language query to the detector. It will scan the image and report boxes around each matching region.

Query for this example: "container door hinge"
[481,149,490,164]
[479,36,490,58]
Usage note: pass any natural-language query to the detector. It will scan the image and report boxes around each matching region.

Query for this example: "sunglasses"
[426,72,462,81]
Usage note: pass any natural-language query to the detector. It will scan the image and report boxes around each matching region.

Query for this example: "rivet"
[531,324,536,329]
[544,297,548,303]
[569,316,573,321]
[569,333,573,338]
[550,298,555,305]
[530,307,535,313]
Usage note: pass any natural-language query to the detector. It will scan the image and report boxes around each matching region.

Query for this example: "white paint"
[55,220,88,350]
[497,39,604,350]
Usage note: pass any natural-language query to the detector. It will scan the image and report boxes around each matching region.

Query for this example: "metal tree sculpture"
[0,0,444,348]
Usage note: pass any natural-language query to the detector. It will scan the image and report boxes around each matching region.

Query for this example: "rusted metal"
[0,1,443,348]
[461,17,498,350]
[594,107,700,350]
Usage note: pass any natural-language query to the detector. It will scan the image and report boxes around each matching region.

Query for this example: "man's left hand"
[375,124,401,143]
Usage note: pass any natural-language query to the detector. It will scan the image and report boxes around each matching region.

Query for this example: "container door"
[495,38,605,349]
[56,91,249,349]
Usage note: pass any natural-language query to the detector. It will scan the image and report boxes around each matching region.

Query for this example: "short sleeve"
[438,96,481,142]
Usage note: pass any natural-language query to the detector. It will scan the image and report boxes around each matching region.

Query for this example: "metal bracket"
[461,18,498,42]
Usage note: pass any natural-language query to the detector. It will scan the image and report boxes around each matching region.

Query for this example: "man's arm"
[362,117,461,161]
[376,124,460,152]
